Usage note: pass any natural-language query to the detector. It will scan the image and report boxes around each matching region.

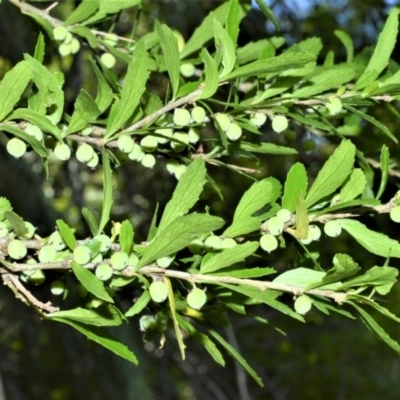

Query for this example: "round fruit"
[140,315,157,331]
[7,138,26,159]
[38,245,57,263]
[128,144,144,161]
[309,225,321,241]
[103,33,118,47]
[266,216,284,236]
[180,63,195,77]
[64,31,73,45]
[390,205,400,223]
[101,52,116,68]
[188,127,201,144]
[129,253,139,267]
[300,231,313,245]
[171,132,189,152]
[174,164,187,180]
[95,263,113,281]
[271,115,289,133]
[215,113,231,132]
[117,136,134,153]
[173,108,191,127]
[140,136,158,152]
[284,129,297,142]
[303,138,316,152]
[166,159,180,174]
[73,245,92,265]
[326,97,343,115]
[28,269,45,285]
[276,209,292,223]
[48,231,66,251]
[91,253,103,263]
[110,251,129,270]
[141,154,156,169]
[0,222,9,238]
[94,234,111,253]
[154,128,173,144]
[25,124,43,141]
[76,143,95,163]
[259,234,278,253]
[70,38,81,54]
[250,112,267,127]
[187,288,207,310]
[221,238,237,249]
[81,127,92,136]
[156,255,174,268]
[58,43,71,57]
[51,280,65,295]
[53,26,68,41]
[294,295,312,315]
[204,235,222,251]
[54,143,71,160]
[149,281,168,303]
[7,239,27,260]
[226,122,242,141]
[324,220,342,237]
[19,222,35,239]
[86,152,99,168]
[191,106,206,123]
[188,239,203,254]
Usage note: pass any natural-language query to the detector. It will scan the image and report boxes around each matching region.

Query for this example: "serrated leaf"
[198,48,219,100]
[5,211,27,237]
[98,150,113,235]
[339,168,367,203]
[158,158,206,231]
[106,41,150,137]
[50,319,138,364]
[213,19,236,79]
[237,141,297,155]
[0,198,12,221]
[341,219,400,258]
[125,290,151,317]
[158,24,180,100]
[134,214,225,271]
[282,163,308,212]
[56,219,76,251]
[201,242,259,274]
[65,0,99,25]
[120,220,134,254]
[71,261,114,303]
[89,58,113,113]
[355,8,400,89]
[82,208,99,237]
[376,145,389,200]
[305,140,355,208]
[334,30,354,63]
[0,60,32,121]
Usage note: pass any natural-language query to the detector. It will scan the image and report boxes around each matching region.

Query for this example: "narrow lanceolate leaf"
[292,66,354,98]
[201,242,259,274]
[340,168,366,202]
[106,41,150,137]
[222,52,316,81]
[376,145,389,200]
[34,32,45,64]
[71,262,114,303]
[50,319,138,364]
[65,0,99,25]
[254,0,280,31]
[158,24,180,100]
[341,219,400,258]
[120,219,134,254]
[125,290,151,317]
[97,150,113,235]
[158,158,207,231]
[56,220,76,251]
[355,8,400,89]
[226,0,240,46]
[238,141,297,155]
[134,214,225,271]
[282,163,308,212]
[66,90,101,135]
[90,58,113,113]
[334,30,354,63]
[198,48,219,100]
[213,19,236,79]
[0,60,32,121]
[305,140,355,208]
[82,208,99,237]
[293,192,308,240]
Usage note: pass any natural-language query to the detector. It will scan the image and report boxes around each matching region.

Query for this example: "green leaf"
[89,58,113,113]
[198,48,219,100]
[65,0,99,25]
[4,211,27,237]
[26,12,54,38]
[341,219,400,258]
[293,191,308,239]
[158,158,207,231]
[212,267,276,278]
[71,261,114,303]
[50,319,138,364]
[226,0,240,46]
[312,298,355,319]
[125,290,151,317]
[222,52,316,81]
[106,41,150,137]
[70,26,99,49]
[355,8,400,89]
[237,38,285,64]
[158,24,180,100]
[98,150,113,235]
[146,203,159,242]
[349,296,400,323]
[34,32,45,64]
[305,140,355,208]
[334,30,354,63]
[0,198,12,221]
[213,19,236,79]
[339,168,367,203]
[84,0,141,24]
[56,219,77,251]
[376,145,389,200]
[200,242,259,274]
[0,60,32,121]
[313,199,380,217]
[293,67,354,98]
[120,220,134,254]
[282,163,308,212]
[134,214,225,271]
[49,305,125,326]
[254,0,280,30]
[237,141,297,155]
[82,208,99,237]
[66,90,101,135]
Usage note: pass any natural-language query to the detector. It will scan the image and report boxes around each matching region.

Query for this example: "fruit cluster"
[53,26,80,57]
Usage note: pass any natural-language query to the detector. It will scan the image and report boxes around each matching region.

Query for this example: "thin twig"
[366,157,400,178]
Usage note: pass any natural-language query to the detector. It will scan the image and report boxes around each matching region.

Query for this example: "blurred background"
[1,1,400,399]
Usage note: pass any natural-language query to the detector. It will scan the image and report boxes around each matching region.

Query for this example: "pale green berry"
[221,238,237,249]
[309,225,321,241]
[180,63,195,77]
[188,239,203,254]
[103,33,118,47]
[204,235,222,251]
[91,253,103,263]
[38,245,57,263]
[117,136,135,153]
[53,26,68,41]
[128,144,144,161]
[87,152,99,168]
[174,164,187,180]
[110,251,129,270]
[93,234,111,253]
[215,113,231,132]
[25,124,43,141]
[173,108,191,127]
[64,31,73,45]
[19,222,35,240]
[149,281,168,303]
[154,128,173,144]
[0,222,9,238]
[54,143,71,161]
[294,295,312,315]
[171,132,189,152]
[95,263,113,281]
[51,280,65,295]
[187,288,207,310]
[139,315,157,331]
[326,97,343,115]
[70,38,81,54]
[73,245,92,265]
[188,127,201,144]
[390,206,400,223]
[271,115,289,133]
[259,234,278,253]
[48,231,66,251]
[266,216,284,236]
[324,220,342,237]
[28,269,45,285]
[81,127,93,136]
[128,253,139,267]
[300,231,313,245]
[141,154,156,169]
[226,122,242,141]
[7,138,26,159]
[140,136,158,152]
[58,43,72,57]
[166,159,180,174]
[191,106,206,123]
[101,53,116,68]
[156,255,174,268]
[276,209,292,223]
[7,239,28,260]
[250,112,267,127]
[76,143,94,163]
